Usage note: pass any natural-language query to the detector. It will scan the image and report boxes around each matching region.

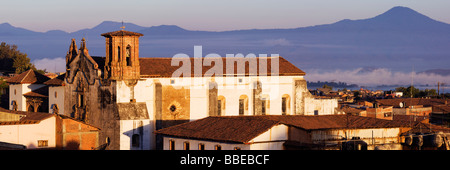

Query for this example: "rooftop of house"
[43,73,65,86]
[432,105,450,113]
[0,107,100,130]
[376,98,448,108]
[6,70,50,84]
[23,86,48,98]
[155,115,413,143]
[0,107,55,125]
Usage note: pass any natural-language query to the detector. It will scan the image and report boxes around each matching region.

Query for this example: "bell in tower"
[101,29,144,81]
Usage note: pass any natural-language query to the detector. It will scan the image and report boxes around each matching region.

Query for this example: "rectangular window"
[78,94,84,107]
[218,100,222,116]
[184,142,190,150]
[169,140,175,150]
[38,140,48,147]
[282,97,287,115]
[199,143,205,150]
[215,145,222,150]
[261,99,266,115]
[170,79,175,84]
[239,99,244,115]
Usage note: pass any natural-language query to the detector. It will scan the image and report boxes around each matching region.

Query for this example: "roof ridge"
[20,69,33,84]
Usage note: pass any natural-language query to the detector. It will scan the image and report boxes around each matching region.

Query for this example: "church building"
[9,29,338,150]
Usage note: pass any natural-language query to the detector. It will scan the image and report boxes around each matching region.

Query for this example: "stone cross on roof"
[120,21,125,30]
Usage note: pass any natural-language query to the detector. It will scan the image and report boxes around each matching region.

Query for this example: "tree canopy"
[0,42,45,74]
[395,86,437,98]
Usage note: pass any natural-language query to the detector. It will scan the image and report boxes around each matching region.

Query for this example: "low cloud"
[33,57,66,73]
[31,58,450,88]
[263,38,292,46]
[306,68,450,86]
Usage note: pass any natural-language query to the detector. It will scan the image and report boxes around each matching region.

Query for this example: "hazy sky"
[1,0,450,32]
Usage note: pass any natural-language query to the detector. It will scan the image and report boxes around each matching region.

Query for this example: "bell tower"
[101,29,143,81]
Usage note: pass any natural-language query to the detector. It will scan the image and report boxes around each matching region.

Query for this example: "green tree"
[322,84,333,91]
[13,52,36,74]
[0,42,45,74]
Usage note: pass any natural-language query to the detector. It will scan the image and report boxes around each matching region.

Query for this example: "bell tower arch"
[101,30,143,81]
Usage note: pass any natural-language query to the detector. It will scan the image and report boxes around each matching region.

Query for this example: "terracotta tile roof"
[155,116,281,143]
[101,30,144,37]
[0,107,54,125]
[401,121,450,135]
[6,70,50,84]
[338,107,365,115]
[139,56,305,77]
[392,115,428,122]
[155,115,410,143]
[0,108,100,130]
[23,86,48,98]
[432,105,450,113]
[376,98,448,108]
[90,56,305,78]
[43,73,65,86]
[261,115,407,130]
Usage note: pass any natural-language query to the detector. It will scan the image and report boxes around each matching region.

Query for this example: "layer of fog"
[306,68,450,86]
[33,57,450,87]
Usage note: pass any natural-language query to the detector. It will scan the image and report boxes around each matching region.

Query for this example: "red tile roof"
[401,121,450,135]
[155,116,281,143]
[6,70,50,84]
[43,73,65,86]
[432,105,450,113]
[376,98,448,108]
[0,108,100,130]
[139,56,305,77]
[101,30,144,37]
[23,86,48,98]
[0,107,54,125]
[91,56,305,78]
[155,115,410,143]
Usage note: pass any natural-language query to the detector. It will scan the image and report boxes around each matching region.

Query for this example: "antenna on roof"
[410,65,414,129]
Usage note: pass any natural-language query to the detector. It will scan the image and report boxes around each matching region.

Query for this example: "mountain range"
[1,6,450,78]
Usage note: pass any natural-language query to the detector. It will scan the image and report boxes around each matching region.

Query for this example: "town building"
[62,30,339,150]
[376,98,447,116]
[5,29,338,150]
[156,114,446,150]
[7,69,50,112]
[430,105,450,127]
[0,108,99,150]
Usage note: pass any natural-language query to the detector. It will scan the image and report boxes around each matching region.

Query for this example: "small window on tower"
[117,46,121,61]
[126,45,131,66]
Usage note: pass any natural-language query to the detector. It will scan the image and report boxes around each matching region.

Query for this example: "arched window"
[217,96,226,116]
[260,94,270,115]
[27,104,34,112]
[11,100,17,111]
[52,104,59,114]
[126,45,131,66]
[282,94,290,115]
[239,95,248,115]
